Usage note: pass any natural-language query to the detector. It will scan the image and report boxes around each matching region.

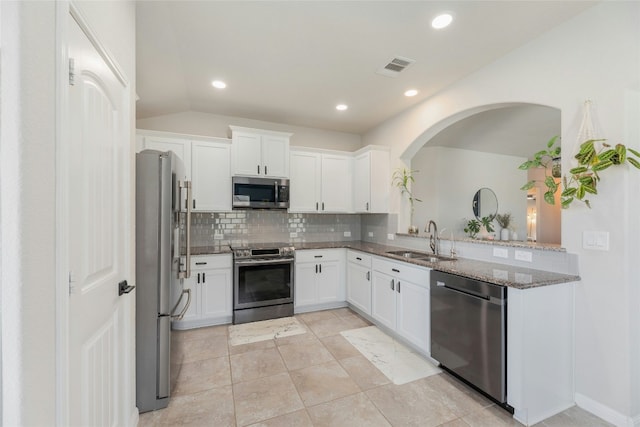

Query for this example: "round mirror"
[472,188,498,220]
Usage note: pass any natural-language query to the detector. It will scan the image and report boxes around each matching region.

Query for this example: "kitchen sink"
[386,250,457,262]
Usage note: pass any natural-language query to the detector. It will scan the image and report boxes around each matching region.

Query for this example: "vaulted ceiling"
[136,1,595,135]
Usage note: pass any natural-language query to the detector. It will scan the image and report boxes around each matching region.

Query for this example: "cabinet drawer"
[347,250,372,267]
[373,256,429,285]
[295,248,343,263]
[190,254,232,270]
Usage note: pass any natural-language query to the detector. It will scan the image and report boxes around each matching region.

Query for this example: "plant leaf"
[598,149,617,162]
[576,185,585,200]
[628,148,640,158]
[569,166,588,174]
[544,176,558,192]
[614,144,627,164]
[592,160,613,171]
[582,184,597,194]
[547,136,559,148]
[585,199,591,209]
[520,180,536,191]
[561,187,577,197]
[561,197,573,209]
[628,157,640,169]
[544,190,556,205]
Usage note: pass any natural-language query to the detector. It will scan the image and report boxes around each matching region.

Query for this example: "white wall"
[364,2,640,424]
[412,146,527,240]
[137,110,363,151]
[0,1,136,425]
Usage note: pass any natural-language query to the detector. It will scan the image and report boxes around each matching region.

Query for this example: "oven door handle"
[235,258,293,266]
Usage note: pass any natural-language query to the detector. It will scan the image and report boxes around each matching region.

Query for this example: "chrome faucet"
[425,220,439,256]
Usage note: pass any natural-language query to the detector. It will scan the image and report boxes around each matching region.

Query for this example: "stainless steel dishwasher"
[430,270,508,405]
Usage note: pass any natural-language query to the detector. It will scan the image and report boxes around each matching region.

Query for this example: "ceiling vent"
[376,56,416,77]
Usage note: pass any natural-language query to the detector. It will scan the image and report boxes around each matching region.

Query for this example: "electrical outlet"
[368,232,374,237]
[493,247,508,258]
[289,232,298,238]
[514,250,533,262]
[387,233,395,240]
[344,231,351,237]
[583,231,609,251]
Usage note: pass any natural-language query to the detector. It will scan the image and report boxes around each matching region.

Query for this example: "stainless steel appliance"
[135,150,192,413]
[232,176,290,209]
[232,243,294,324]
[430,270,508,405]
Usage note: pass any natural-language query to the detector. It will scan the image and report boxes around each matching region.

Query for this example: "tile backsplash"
[188,210,361,249]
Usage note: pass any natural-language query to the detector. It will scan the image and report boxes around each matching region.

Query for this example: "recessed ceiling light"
[404,89,418,97]
[211,80,227,89]
[431,13,453,29]
[336,104,348,111]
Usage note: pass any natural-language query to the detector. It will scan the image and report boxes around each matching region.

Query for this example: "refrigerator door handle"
[178,180,192,279]
[171,288,192,321]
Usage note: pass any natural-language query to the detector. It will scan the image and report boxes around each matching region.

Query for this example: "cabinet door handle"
[390,279,395,291]
[202,272,205,283]
[195,262,207,266]
[322,202,325,211]
[315,264,318,274]
[265,165,268,175]
[257,165,260,175]
[197,273,200,284]
[397,281,401,293]
[356,257,362,261]
[392,268,400,273]
[316,202,319,211]
[314,255,323,258]
[366,202,369,211]
[366,271,370,281]
[319,264,322,273]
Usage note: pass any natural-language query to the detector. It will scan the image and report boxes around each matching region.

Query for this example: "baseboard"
[294,301,348,313]
[575,393,636,427]
[171,315,232,330]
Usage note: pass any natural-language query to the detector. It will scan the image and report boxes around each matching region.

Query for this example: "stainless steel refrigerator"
[136,150,192,413]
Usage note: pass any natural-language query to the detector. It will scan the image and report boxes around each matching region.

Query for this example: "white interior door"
[67,14,130,427]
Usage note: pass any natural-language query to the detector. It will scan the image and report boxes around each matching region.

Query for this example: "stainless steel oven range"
[232,244,295,324]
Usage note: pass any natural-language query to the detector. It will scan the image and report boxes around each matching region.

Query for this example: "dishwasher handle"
[435,280,505,305]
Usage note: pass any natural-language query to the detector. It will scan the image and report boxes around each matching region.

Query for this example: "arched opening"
[403,103,561,245]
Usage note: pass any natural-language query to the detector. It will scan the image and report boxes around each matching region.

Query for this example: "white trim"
[55,1,71,425]
[68,3,128,87]
[575,393,636,427]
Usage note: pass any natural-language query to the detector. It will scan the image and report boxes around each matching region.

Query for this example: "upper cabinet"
[290,149,353,213]
[354,147,390,213]
[230,126,291,178]
[137,130,232,212]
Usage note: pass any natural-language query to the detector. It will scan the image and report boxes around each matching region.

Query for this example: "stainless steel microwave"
[232,176,290,209]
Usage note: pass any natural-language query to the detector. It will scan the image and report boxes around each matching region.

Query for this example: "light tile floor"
[139,308,612,427]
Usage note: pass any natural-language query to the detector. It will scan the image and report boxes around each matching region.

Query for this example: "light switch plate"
[515,250,533,262]
[344,231,351,237]
[493,247,509,258]
[368,232,374,237]
[289,232,298,238]
[214,233,224,240]
[387,234,395,240]
[583,231,609,251]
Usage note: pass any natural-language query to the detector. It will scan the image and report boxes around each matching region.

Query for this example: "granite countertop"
[293,241,580,290]
[189,240,580,289]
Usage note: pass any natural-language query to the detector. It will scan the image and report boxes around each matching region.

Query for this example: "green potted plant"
[464,216,495,239]
[520,136,640,208]
[495,213,512,241]
[392,168,422,233]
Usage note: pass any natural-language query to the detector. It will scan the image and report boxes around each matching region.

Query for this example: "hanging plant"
[519,136,640,208]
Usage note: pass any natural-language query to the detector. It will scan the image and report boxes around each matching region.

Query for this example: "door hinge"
[69,58,75,86]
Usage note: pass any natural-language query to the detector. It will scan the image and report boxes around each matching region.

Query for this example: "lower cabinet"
[172,254,232,330]
[295,249,346,311]
[346,251,372,315]
[371,256,431,354]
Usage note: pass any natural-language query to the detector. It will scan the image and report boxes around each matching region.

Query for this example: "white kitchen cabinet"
[138,130,232,212]
[191,140,231,212]
[289,149,352,213]
[371,256,430,354]
[294,249,346,312]
[346,251,372,315]
[230,126,291,178]
[172,254,232,329]
[138,133,191,181]
[353,147,389,213]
